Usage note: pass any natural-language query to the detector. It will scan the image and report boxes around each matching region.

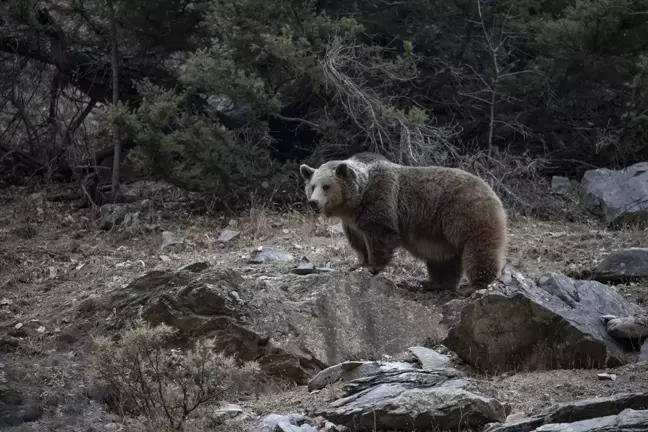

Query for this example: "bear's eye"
[322,185,331,192]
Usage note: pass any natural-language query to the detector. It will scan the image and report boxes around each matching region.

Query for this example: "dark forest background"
[1,0,647,213]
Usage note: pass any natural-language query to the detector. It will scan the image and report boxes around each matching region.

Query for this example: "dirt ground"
[1,184,648,431]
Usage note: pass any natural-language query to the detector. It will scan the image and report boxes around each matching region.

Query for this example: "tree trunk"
[107,0,121,202]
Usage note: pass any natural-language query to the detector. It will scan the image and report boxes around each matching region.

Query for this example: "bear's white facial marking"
[301,167,345,216]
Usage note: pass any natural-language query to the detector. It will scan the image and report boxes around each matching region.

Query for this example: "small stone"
[0,299,12,306]
[328,222,345,235]
[407,346,451,370]
[229,291,243,304]
[505,411,527,422]
[292,257,317,275]
[597,372,617,381]
[217,229,239,243]
[178,262,210,273]
[551,176,573,196]
[160,231,176,250]
[248,246,294,264]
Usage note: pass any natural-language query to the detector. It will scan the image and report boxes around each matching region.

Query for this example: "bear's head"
[299,160,366,217]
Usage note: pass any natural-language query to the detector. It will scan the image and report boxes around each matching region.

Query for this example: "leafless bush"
[457,148,578,219]
[318,35,461,165]
[88,317,260,432]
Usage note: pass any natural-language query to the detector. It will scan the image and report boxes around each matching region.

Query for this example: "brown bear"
[299,155,508,293]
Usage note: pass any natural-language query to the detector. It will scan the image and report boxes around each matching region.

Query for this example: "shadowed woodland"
[2,0,648,212]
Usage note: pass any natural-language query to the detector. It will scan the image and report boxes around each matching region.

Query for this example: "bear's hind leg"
[342,222,369,271]
[425,256,463,291]
[462,239,504,292]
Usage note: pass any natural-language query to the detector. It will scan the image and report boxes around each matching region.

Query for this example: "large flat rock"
[99,265,444,384]
[444,266,643,373]
[315,367,507,431]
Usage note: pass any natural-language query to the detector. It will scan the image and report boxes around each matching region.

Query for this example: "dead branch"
[319,35,461,165]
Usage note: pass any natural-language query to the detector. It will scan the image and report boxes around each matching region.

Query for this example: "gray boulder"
[592,248,648,283]
[444,266,643,373]
[101,266,444,384]
[485,392,648,432]
[579,162,648,227]
[604,316,648,340]
[315,367,507,431]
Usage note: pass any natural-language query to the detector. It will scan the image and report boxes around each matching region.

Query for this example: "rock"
[307,360,411,392]
[316,367,507,431]
[485,392,648,432]
[440,298,468,327]
[103,267,444,384]
[255,413,318,432]
[178,261,210,273]
[407,346,451,370]
[160,231,177,250]
[535,408,648,432]
[328,222,345,235]
[592,248,648,283]
[579,162,648,227]
[248,246,295,264]
[0,403,43,427]
[603,315,648,340]
[292,257,317,275]
[551,176,574,196]
[212,403,251,424]
[444,266,643,373]
[597,372,617,381]
[312,417,350,432]
[217,229,239,243]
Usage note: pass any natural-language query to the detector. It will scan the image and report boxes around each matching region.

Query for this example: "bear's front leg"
[342,221,370,271]
[363,233,400,275]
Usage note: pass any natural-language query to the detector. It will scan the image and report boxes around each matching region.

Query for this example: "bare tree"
[458,0,537,156]
[107,0,121,202]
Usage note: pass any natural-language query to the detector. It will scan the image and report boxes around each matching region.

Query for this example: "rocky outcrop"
[444,266,643,373]
[579,162,648,227]
[535,409,648,432]
[98,264,444,384]
[592,248,648,283]
[315,365,508,431]
[485,392,648,432]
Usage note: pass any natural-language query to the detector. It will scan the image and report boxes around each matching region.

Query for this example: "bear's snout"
[308,200,320,211]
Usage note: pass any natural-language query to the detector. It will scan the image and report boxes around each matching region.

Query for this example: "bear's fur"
[299,156,508,293]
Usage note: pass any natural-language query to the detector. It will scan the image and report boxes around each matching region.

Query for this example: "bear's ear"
[300,164,315,181]
[335,162,356,180]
